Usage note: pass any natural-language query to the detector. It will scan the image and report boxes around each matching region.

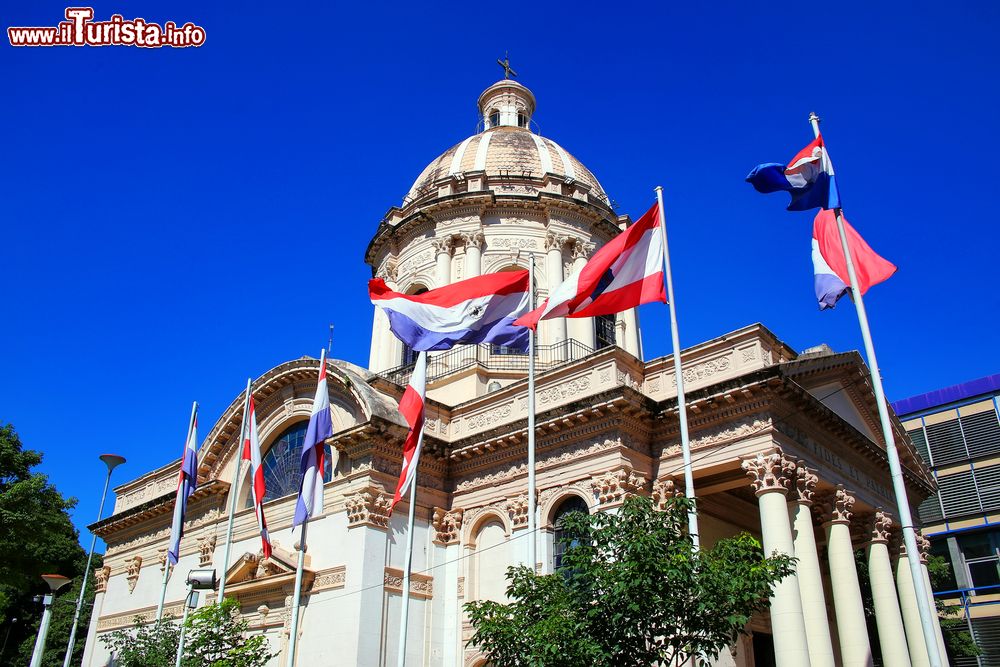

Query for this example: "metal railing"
[380,339,596,386]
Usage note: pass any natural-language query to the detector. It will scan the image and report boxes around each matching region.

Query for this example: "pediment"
[224,543,306,588]
[805,379,880,443]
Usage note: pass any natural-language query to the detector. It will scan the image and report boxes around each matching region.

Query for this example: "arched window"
[489,109,500,128]
[248,422,333,506]
[517,112,528,128]
[595,314,616,350]
[401,286,428,365]
[552,496,589,570]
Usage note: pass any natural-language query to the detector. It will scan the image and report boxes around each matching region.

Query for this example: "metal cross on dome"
[497,53,517,80]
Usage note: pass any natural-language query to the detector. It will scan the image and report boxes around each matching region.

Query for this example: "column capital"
[460,231,485,250]
[741,450,797,497]
[652,477,683,510]
[869,509,893,544]
[544,232,565,251]
[820,485,856,525]
[793,465,818,505]
[431,236,455,256]
[571,240,595,260]
[915,530,931,565]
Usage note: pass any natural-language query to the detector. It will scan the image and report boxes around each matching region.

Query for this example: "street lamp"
[30,574,71,667]
[62,453,125,667]
[174,569,216,667]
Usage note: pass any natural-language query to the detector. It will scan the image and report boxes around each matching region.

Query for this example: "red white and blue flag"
[812,209,896,309]
[242,390,272,558]
[167,405,199,565]
[293,351,333,527]
[390,351,427,514]
[515,202,666,328]
[747,135,842,211]
[369,271,531,352]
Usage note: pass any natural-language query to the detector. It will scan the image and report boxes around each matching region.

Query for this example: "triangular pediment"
[224,542,302,587]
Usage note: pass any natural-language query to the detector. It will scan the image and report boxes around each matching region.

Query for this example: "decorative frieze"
[311,565,347,593]
[94,565,111,593]
[871,509,893,544]
[383,567,433,600]
[591,467,645,507]
[345,487,391,529]
[670,356,732,386]
[432,507,464,545]
[537,377,591,404]
[199,534,216,566]
[741,451,797,496]
[794,465,818,505]
[126,556,142,593]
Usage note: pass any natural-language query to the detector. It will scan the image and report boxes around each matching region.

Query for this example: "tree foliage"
[465,495,795,667]
[927,554,981,661]
[101,599,275,667]
[0,422,92,666]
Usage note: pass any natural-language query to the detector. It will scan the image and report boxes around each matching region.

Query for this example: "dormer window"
[489,109,500,128]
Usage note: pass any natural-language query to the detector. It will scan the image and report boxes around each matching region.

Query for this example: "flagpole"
[809,113,943,667]
[218,379,252,602]
[158,400,197,621]
[654,187,699,548]
[286,520,307,667]
[396,428,423,667]
[526,253,538,570]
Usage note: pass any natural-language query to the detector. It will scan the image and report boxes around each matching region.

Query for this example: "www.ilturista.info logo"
[8,8,206,48]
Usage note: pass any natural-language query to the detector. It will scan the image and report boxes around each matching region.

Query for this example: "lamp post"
[174,569,216,667]
[63,453,125,667]
[30,574,71,667]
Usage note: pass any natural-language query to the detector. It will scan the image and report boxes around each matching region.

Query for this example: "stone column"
[566,241,595,350]
[463,231,484,278]
[433,237,454,288]
[917,533,949,667]
[544,233,567,350]
[897,540,930,667]
[867,511,911,667]
[624,307,641,358]
[742,451,812,667]
[792,466,836,667]
[823,487,873,667]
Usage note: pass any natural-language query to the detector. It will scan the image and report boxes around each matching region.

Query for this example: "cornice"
[89,479,229,537]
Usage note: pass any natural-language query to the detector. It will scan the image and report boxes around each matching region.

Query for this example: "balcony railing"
[379,339,596,386]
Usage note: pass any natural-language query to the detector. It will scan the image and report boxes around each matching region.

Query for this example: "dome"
[402,79,609,209]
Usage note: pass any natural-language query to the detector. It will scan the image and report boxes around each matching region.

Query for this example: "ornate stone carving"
[94,565,111,593]
[457,576,465,598]
[312,565,347,592]
[377,260,398,283]
[871,509,893,544]
[432,507,464,545]
[158,549,168,572]
[505,495,529,528]
[571,240,594,260]
[461,231,485,250]
[383,567,433,600]
[652,478,683,510]
[431,237,454,255]
[537,377,591,404]
[670,356,732,386]
[345,487,391,529]
[126,556,142,594]
[544,232,562,251]
[916,531,931,564]
[466,403,513,430]
[741,451,796,496]
[493,236,537,249]
[591,467,645,507]
[823,486,856,524]
[199,534,217,566]
[794,465,818,505]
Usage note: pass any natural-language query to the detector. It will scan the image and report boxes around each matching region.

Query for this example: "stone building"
[83,77,944,667]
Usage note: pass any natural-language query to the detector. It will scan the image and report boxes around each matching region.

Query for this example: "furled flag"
[369,271,531,352]
[746,134,841,211]
[812,209,896,309]
[390,351,427,514]
[167,405,199,565]
[242,390,272,558]
[515,202,666,329]
[293,351,334,528]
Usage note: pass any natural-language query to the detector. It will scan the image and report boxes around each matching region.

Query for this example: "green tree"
[927,554,981,662]
[101,599,275,667]
[465,495,795,667]
[0,422,91,666]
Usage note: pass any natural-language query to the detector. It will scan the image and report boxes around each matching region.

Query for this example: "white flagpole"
[809,113,943,667]
[218,379,252,602]
[396,428,424,667]
[654,187,699,548]
[286,350,326,667]
[527,254,538,569]
[158,401,197,621]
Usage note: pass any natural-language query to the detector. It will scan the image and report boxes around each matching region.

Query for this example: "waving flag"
[242,391,272,558]
[167,404,199,565]
[515,202,666,329]
[293,351,333,527]
[747,134,841,211]
[369,271,530,352]
[812,209,896,309]
[391,351,427,514]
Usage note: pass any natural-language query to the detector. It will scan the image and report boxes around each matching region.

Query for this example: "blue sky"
[2,1,998,544]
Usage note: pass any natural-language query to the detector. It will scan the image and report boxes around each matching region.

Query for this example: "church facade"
[83,78,944,667]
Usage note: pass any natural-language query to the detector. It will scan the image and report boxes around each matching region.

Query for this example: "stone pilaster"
[543,233,568,349]
[792,466,836,667]
[821,486,872,667]
[742,451,811,667]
